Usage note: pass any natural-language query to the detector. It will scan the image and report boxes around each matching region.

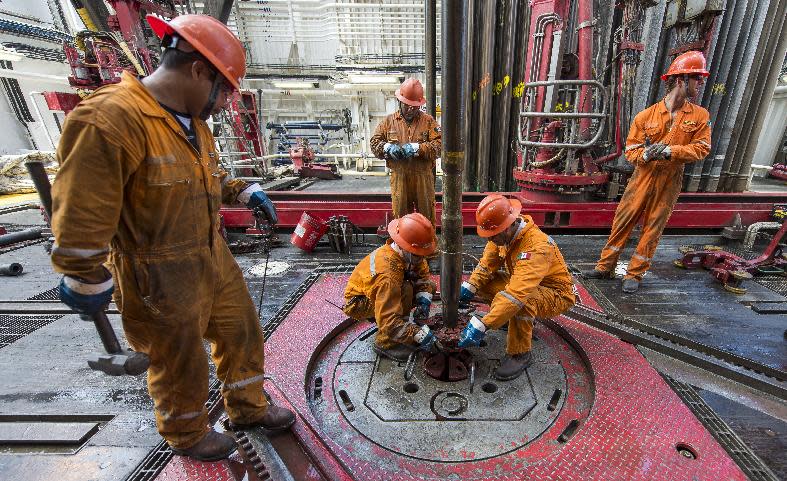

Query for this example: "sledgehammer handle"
[24,160,53,221]
[26,160,124,358]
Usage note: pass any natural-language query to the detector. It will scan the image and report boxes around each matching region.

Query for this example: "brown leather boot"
[493,351,533,381]
[373,343,415,362]
[170,430,237,462]
[231,405,296,433]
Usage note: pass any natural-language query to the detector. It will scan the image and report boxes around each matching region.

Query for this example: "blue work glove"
[413,294,431,320]
[414,325,440,352]
[402,143,420,158]
[59,273,114,315]
[247,189,278,225]
[459,281,476,303]
[457,316,487,348]
[384,143,406,161]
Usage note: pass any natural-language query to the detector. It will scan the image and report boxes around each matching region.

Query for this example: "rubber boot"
[622,278,640,293]
[171,430,237,462]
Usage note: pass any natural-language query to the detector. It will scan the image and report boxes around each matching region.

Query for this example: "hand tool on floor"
[25,160,150,376]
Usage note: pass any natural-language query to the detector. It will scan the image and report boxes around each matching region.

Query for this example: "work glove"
[402,143,420,158]
[59,269,114,315]
[384,143,406,161]
[414,325,440,352]
[457,316,487,348]
[459,281,476,303]
[247,190,278,225]
[413,294,432,320]
[643,143,668,162]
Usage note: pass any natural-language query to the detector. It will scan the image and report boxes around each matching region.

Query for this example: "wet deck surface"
[0,201,785,480]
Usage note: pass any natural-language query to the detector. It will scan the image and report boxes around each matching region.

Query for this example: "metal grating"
[27,287,60,301]
[0,314,62,349]
[123,380,225,481]
[663,375,780,481]
[752,276,787,296]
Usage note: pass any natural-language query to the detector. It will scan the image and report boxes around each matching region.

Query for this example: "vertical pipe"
[440,0,468,328]
[492,0,518,191]
[507,0,529,185]
[474,0,497,192]
[576,0,593,140]
[425,0,437,119]
[731,0,787,191]
[463,0,477,191]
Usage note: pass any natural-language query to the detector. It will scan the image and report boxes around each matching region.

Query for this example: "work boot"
[373,343,415,362]
[622,278,640,293]
[230,405,296,433]
[581,268,615,279]
[494,351,533,381]
[170,430,237,462]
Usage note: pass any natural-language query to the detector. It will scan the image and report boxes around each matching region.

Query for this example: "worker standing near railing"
[370,78,442,225]
[582,51,712,293]
[49,14,293,462]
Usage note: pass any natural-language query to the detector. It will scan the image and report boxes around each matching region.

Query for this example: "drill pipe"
[440,0,469,327]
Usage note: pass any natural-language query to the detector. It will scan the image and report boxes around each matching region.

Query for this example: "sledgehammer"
[24,160,150,376]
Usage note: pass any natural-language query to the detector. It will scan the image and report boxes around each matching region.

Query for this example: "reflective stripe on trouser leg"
[595,183,648,272]
[625,176,680,280]
[375,281,418,348]
[207,242,268,425]
[507,285,577,355]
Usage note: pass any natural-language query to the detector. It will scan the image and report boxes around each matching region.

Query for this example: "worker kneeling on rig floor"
[343,213,441,361]
[458,194,576,381]
[50,14,294,462]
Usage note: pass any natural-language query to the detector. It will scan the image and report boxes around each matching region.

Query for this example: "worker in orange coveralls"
[457,195,576,381]
[50,15,294,462]
[370,78,442,224]
[582,51,712,293]
[343,213,440,361]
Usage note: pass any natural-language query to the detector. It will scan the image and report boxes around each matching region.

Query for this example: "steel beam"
[202,0,234,24]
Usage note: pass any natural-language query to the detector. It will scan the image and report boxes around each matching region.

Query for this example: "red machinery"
[514,0,721,201]
[769,163,787,181]
[675,220,787,293]
[289,138,342,180]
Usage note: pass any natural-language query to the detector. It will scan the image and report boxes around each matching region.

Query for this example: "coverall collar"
[660,97,694,116]
[120,72,169,119]
[394,110,421,124]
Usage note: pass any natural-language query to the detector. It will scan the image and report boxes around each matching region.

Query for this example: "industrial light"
[271,80,319,89]
[347,74,405,84]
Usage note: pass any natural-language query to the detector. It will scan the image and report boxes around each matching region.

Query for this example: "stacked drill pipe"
[440,0,469,327]
[490,0,519,191]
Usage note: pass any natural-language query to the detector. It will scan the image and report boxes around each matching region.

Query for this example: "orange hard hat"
[476,194,522,238]
[395,78,427,107]
[661,51,710,81]
[388,213,437,256]
[146,14,246,90]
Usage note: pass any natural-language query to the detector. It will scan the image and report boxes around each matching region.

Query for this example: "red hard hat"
[661,51,710,81]
[146,14,246,90]
[395,78,427,107]
[388,213,437,256]
[476,194,522,238]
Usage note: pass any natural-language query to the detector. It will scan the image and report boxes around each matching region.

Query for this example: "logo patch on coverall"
[518,252,531,260]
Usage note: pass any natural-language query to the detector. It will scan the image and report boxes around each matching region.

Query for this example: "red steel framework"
[220,191,787,231]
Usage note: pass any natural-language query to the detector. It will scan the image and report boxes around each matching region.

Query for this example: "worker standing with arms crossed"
[582,51,712,293]
[370,78,442,225]
[50,14,294,461]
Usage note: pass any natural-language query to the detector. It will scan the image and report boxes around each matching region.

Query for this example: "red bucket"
[290,211,329,252]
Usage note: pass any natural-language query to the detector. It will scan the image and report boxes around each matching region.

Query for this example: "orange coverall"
[343,241,435,348]
[370,111,442,224]
[595,100,711,279]
[51,72,267,450]
[467,215,576,354]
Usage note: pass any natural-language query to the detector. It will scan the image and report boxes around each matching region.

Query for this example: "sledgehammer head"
[87,349,150,376]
